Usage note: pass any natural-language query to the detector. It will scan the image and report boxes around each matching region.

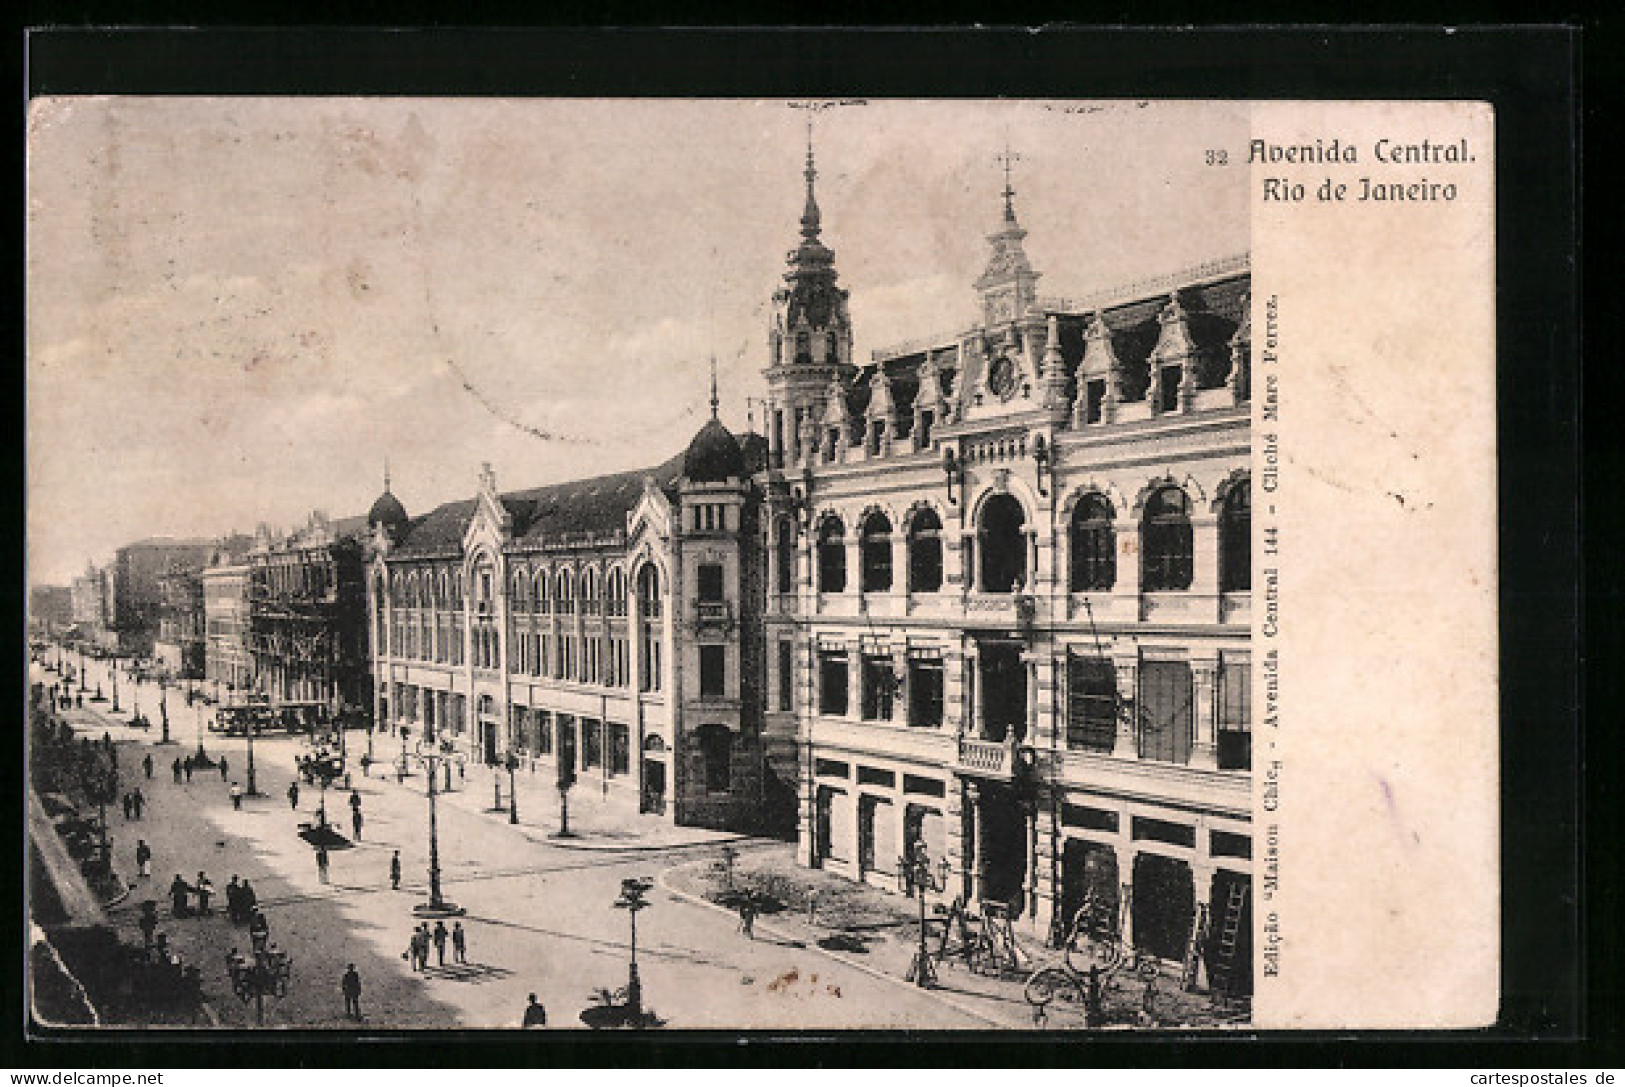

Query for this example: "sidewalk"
[350,745,753,854]
[662,844,1250,1031]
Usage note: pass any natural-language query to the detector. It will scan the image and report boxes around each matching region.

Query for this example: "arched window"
[1069,494,1117,592]
[511,569,530,613]
[581,568,600,616]
[817,517,847,594]
[774,518,795,595]
[1141,484,1194,591]
[606,567,627,617]
[536,568,550,613]
[978,494,1028,594]
[637,564,663,692]
[860,512,893,593]
[556,569,574,614]
[637,564,662,618]
[1219,480,1251,592]
[907,508,943,593]
[451,572,464,609]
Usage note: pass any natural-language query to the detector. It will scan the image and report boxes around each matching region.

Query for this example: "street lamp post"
[111,665,120,714]
[408,739,464,918]
[614,877,654,1016]
[897,842,952,988]
[506,753,519,824]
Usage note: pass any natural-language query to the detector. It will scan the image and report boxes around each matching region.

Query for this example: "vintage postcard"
[25,97,1497,1032]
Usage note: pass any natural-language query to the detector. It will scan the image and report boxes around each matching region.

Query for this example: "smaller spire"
[801,116,822,239]
[709,356,720,419]
[996,144,1022,224]
[383,457,391,493]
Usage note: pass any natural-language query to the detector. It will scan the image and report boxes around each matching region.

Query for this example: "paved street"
[40,656,992,1030]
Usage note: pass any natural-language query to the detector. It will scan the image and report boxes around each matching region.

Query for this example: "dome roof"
[683,417,745,483]
[367,488,408,532]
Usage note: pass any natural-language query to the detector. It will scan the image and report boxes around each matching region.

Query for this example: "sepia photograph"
[27,95,1257,1032]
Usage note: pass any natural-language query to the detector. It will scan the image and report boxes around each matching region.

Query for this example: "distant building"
[111,539,215,656]
[246,511,370,717]
[29,585,73,636]
[201,555,253,695]
[70,564,116,651]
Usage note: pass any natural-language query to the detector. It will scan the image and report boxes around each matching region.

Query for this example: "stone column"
[891,529,908,599]
[848,639,863,720]
[1191,511,1221,621]
[1190,656,1219,770]
[964,642,981,740]
[942,643,966,736]
[845,536,861,598]
[1033,794,1061,941]
[964,779,983,903]
[1021,650,1040,746]
[1115,844,1137,950]
[1030,650,1059,749]
[946,777,971,902]
[1116,510,1142,604]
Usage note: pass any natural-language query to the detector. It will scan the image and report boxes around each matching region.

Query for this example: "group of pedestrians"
[405,919,469,970]
[120,787,147,820]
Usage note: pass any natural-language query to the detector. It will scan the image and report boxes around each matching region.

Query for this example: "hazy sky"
[27,98,1247,587]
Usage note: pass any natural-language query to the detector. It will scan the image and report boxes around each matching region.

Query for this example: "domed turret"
[367,465,408,537]
[684,417,745,484]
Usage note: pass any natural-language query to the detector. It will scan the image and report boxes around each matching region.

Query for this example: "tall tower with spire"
[975,147,1042,327]
[763,122,855,471]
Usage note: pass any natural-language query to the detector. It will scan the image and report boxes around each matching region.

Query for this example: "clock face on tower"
[988,354,1019,401]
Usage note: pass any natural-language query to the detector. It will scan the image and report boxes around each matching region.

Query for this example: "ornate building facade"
[246,511,371,715]
[756,150,1254,994]
[364,426,796,832]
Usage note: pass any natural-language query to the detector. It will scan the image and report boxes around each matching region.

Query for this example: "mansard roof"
[388,453,686,559]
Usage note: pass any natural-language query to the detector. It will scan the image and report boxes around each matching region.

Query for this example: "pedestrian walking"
[737,893,757,940]
[183,756,194,783]
[230,781,244,811]
[225,876,242,922]
[451,921,467,964]
[249,909,270,954]
[521,993,547,1028]
[341,964,363,1021]
[195,871,214,915]
[389,851,401,891]
[137,901,158,950]
[316,845,330,884]
[219,756,229,782]
[349,789,362,815]
[432,920,448,966]
[121,792,133,821]
[169,874,192,918]
[287,781,300,810]
[131,788,144,820]
[135,839,152,879]
[172,757,182,784]
[142,753,153,780]
[410,924,430,971]
[240,879,258,921]
[351,809,363,841]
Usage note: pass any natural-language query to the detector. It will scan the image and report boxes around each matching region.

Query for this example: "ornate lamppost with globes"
[407,733,464,918]
[898,840,952,988]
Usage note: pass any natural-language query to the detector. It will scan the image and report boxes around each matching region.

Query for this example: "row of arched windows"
[801,478,1250,597]
[383,563,641,618]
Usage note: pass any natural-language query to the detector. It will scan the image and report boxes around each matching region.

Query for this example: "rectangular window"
[916,410,934,449]
[819,651,848,717]
[581,718,602,769]
[1085,378,1106,424]
[607,722,630,775]
[1132,816,1197,848]
[857,765,895,788]
[778,640,794,711]
[1137,660,1194,764]
[535,710,553,755]
[903,774,945,797]
[699,644,726,698]
[861,654,894,721]
[1217,660,1252,770]
[1158,365,1182,413]
[908,658,943,728]
[815,758,850,779]
[697,564,725,602]
[1062,803,1120,833]
[1066,653,1118,753]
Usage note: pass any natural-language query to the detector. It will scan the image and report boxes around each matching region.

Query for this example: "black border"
[12,25,1589,1068]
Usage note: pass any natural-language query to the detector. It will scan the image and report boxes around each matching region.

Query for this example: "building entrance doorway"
[977,784,1028,917]
[1060,838,1120,941]
[979,642,1027,743]
[481,721,498,765]
[558,716,577,775]
[1131,852,1195,961]
[1204,870,1254,997]
[641,758,667,814]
